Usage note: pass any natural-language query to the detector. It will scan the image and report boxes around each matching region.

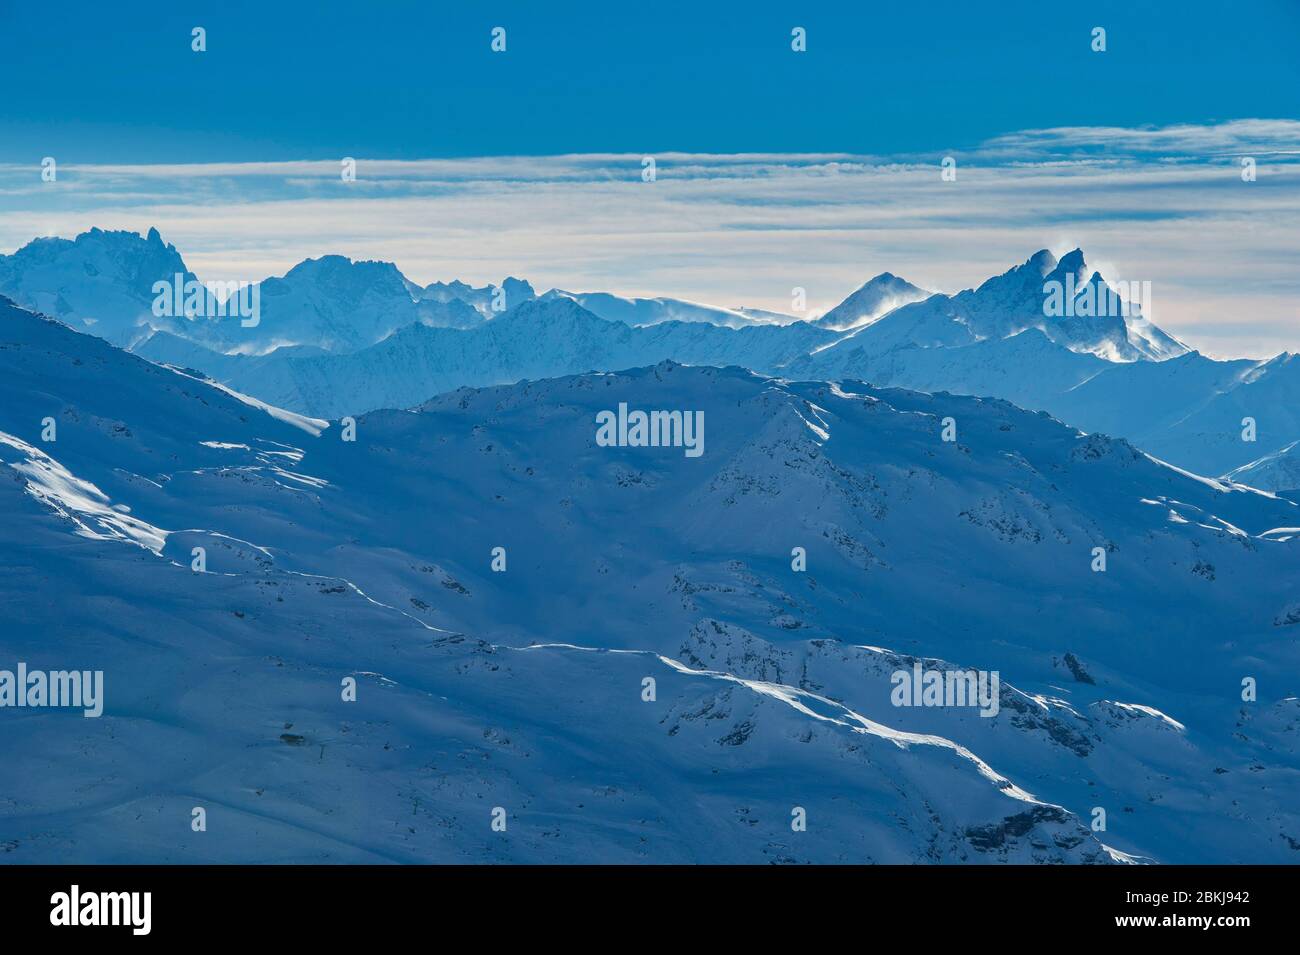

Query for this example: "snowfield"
[1,297,1298,863]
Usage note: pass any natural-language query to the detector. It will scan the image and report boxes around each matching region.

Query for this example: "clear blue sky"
[1,0,1297,162]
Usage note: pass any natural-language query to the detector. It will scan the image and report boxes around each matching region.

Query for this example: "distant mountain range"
[2,295,1297,862]
[2,228,1295,486]
[133,298,842,419]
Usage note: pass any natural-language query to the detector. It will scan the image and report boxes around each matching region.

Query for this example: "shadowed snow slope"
[1,299,1298,863]
[134,297,840,419]
[1225,441,1300,492]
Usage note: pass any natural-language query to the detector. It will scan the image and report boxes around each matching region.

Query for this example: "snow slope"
[812,272,932,332]
[1225,441,1300,492]
[787,327,1111,413]
[1047,351,1300,476]
[134,297,842,418]
[413,276,536,320]
[1,298,1297,863]
[546,289,796,329]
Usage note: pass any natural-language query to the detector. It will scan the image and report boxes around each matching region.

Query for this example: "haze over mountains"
[2,227,1296,487]
[2,295,1298,862]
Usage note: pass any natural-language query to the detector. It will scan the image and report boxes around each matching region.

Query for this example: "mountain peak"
[1025,249,1058,273]
[1058,248,1085,272]
[417,276,537,318]
[279,255,409,290]
[289,254,353,274]
[814,271,931,332]
[0,227,193,348]
[1044,249,1090,289]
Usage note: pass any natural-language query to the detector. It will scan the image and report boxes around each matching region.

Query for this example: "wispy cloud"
[980,119,1300,158]
[2,121,1297,358]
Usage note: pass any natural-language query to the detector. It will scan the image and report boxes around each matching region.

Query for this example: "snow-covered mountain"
[135,296,842,418]
[236,255,423,354]
[412,276,536,321]
[205,257,531,354]
[1224,442,1300,492]
[0,228,535,356]
[735,305,803,325]
[778,252,1300,477]
[792,335,1300,479]
[9,228,1297,480]
[1,295,1298,863]
[546,289,797,329]
[0,227,196,349]
[806,249,1188,364]
[980,347,1300,479]
[812,272,932,331]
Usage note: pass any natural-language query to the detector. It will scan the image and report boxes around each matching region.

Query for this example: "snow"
[184,372,330,437]
[812,272,933,332]
[1224,440,1300,491]
[1104,702,1187,733]
[1,294,1298,862]
[547,289,800,330]
[10,228,1300,480]
[0,431,170,553]
[3,232,1300,865]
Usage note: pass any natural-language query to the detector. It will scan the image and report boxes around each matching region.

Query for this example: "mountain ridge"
[1,295,1297,862]
[6,227,1291,482]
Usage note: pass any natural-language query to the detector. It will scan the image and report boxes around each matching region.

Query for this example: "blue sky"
[0,2,1297,356]
[2,0,1297,161]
